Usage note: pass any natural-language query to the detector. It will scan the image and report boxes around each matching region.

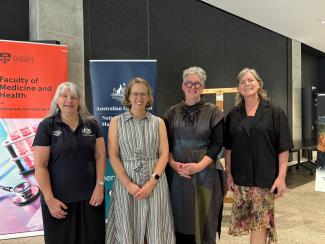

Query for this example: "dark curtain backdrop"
[0,0,29,41]
[83,0,289,117]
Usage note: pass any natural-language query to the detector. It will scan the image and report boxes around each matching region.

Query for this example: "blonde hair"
[48,82,93,121]
[235,67,270,106]
[122,77,153,109]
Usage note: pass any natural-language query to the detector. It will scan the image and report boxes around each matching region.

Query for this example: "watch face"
[154,174,160,180]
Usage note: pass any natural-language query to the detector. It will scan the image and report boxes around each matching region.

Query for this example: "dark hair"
[122,77,153,109]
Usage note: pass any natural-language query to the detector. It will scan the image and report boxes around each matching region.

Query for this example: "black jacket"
[224,100,294,189]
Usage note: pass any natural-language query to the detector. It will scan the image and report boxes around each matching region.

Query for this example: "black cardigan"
[224,100,294,189]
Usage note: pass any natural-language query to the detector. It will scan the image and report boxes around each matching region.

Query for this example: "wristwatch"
[151,173,160,181]
[97,180,104,186]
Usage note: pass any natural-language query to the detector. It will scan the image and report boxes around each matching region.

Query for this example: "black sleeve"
[163,109,173,151]
[223,112,232,150]
[273,106,294,153]
[92,118,103,138]
[33,118,52,146]
[206,119,224,160]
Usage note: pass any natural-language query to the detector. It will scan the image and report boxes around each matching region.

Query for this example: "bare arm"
[34,146,67,219]
[225,149,231,177]
[95,137,106,182]
[182,155,214,176]
[135,118,169,199]
[152,118,169,176]
[271,150,289,198]
[182,120,223,176]
[225,149,235,191]
[168,153,191,178]
[108,117,140,195]
[89,137,106,206]
[34,146,53,200]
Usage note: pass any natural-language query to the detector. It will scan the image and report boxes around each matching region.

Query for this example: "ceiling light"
[320,20,325,24]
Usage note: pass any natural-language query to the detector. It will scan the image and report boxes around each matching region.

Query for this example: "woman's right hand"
[170,161,191,178]
[46,197,68,219]
[227,174,235,192]
[125,182,141,196]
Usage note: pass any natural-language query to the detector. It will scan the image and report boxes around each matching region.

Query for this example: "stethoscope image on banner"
[0,182,40,206]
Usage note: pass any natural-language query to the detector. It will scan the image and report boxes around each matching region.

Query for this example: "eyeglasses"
[130,92,148,97]
[183,81,203,89]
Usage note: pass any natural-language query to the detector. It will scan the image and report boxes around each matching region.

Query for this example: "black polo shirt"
[33,113,103,203]
[224,101,294,189]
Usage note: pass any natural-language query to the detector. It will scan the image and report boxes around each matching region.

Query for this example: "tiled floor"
[1,165,324,244]
[220,165,325,244]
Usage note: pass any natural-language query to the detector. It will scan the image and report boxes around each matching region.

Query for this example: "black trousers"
[176,231,196,244]
[41,199,105,244]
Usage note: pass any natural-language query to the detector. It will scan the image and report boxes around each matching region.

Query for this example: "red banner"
[0,40,68,239]
[0,40,68,118]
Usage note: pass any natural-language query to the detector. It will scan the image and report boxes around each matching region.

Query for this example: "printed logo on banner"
[106,188,112,197]
[0,52,35,64]
[111,83,126,102]
[0,53,11,64]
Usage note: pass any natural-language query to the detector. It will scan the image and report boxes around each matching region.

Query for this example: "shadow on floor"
[286,163,315,189]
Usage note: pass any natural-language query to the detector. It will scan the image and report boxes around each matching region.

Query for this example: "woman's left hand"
[89,184,104,206]
[134,178,156,200]
[271,176,286,199]
[182,163,202,176]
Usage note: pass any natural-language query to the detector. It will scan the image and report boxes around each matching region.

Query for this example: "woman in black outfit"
[33,82,106,244]
[224,68,293,244]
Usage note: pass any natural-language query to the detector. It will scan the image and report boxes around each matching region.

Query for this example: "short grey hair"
[48,82,93,122]
[182,66,207,84]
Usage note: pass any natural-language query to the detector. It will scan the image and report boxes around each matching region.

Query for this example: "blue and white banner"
[89,60,157,218]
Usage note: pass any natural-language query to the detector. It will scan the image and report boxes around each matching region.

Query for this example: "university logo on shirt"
[82,127,94,136]
[53,130,62,136]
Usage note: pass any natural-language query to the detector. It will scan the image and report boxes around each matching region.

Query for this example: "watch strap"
[151,173,160,181]
[97,180,104,186]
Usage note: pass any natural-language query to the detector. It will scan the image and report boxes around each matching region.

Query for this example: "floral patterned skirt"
[228,185,277,243]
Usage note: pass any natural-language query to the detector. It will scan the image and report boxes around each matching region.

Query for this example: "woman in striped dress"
[106,77,175,244]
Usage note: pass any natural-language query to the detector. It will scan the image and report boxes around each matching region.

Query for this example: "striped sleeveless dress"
[106,111,175,244]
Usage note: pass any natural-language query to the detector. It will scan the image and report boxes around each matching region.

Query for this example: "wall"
[300,45,325,140]
[302,52,320,89]
[0,1,29,41]
[291,40,302,141]
[29,0,84,89]
[83,0,289,116]
[320,59,325,92]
